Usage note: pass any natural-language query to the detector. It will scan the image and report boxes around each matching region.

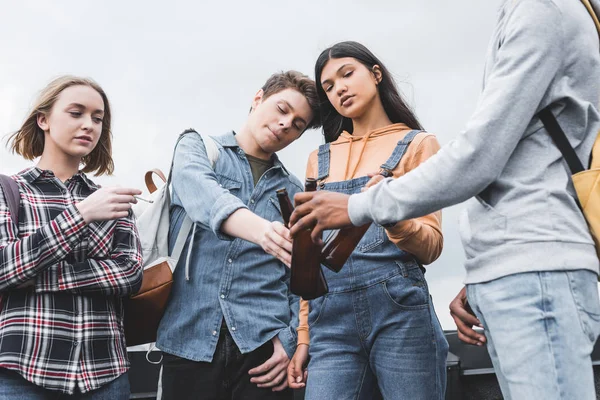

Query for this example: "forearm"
[34,217,143,296]
[221,208,270,245]
[35,257,143,296]
[0,206,87,291]
[297,299,310,346]
[349,1,563,226]
[172,134,248,241]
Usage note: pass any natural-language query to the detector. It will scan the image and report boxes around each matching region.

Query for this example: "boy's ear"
[37,113,49,132]
[372,65,383,85]
[250,89,265,112]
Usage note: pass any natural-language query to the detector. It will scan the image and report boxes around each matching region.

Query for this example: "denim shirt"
[156,131,302,361]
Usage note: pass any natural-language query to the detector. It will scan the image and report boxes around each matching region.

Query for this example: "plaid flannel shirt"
[0,166,143,394]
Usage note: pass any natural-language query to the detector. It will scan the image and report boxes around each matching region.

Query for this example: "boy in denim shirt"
[156,71,320,400]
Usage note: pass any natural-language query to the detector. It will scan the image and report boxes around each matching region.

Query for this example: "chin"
[68,148,94,159]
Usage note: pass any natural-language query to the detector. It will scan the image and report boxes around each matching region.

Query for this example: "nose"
[278,114,293,131]
[336,81,347,97]
[81,114,93,131]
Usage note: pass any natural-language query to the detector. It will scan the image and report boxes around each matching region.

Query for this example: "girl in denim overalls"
[288,41,448,399]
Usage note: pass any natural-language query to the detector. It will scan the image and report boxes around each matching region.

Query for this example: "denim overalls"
[304,131,449,400]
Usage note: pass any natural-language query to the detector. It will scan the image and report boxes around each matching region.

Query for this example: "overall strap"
[379,130,422,173]
[317,143,331,181]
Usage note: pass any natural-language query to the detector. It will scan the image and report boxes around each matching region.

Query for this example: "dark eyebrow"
[320,63,351,86]
[283,100,307,127]
[67,103,104,115]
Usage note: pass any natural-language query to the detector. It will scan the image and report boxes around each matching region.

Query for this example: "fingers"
[256,369,287,388]
[289,213,317,238]
[449,304,486,346]
[114,195,137,204]
[264,238,291,266]
[450,303,482,328]
[112,187,142,196]
[251,361,285,384]
[269,222,293,252]
[362,175,384,192]
[248,356,276,376]
[289,202,310,227]
[310,223,325,246]
[293,192,314,207]
[287,357,307,389]
[271,374,289,391]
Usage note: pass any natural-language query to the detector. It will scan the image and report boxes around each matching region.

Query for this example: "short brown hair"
[8,75,114,176]
[261,71,321,130]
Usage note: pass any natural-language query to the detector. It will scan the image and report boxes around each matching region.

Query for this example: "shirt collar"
[217,131,291,176]
[20,166,99,190]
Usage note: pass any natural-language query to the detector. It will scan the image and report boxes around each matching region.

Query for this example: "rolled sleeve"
[172,133,248,240]
[209,192,247,241]
[277,326,297,360]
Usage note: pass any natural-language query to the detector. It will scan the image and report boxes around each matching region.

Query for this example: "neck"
[350,97,393,137]
[37,145,81,182]
[235,123,273,160]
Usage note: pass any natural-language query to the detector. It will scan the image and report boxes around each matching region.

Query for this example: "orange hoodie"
[296,123,443,346]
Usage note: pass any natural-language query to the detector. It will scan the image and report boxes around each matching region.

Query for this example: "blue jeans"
[0,369,130,400]
[304,269,448,400]
[467,269,600,400]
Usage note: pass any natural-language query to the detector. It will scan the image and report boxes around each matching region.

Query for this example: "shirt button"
[250,199,255,204]
[231,327,236,332]
[227,259,232,263]
[73,341,79,346]
[220,294,225,299]
[212,331,217,336]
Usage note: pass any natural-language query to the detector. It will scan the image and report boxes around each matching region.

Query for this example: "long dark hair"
[315,41,423,143]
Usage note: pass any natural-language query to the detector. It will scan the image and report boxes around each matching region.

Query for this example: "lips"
[340,94,354,107]
[74,135,93,143]
[267,127,281,142]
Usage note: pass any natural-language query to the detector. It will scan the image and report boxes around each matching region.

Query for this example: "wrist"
[253,218,271,244]
[75,201,91,224]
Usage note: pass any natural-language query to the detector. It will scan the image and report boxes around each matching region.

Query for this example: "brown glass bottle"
[276,188,294,226]
[320,169,394,272]
[286,179,328,300]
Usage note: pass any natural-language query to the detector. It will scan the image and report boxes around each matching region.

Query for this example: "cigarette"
[134,196,154,204]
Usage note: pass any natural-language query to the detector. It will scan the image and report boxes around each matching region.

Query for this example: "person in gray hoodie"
[289,1,600,399]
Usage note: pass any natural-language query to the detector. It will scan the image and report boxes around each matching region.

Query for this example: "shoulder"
[411,131,440,148]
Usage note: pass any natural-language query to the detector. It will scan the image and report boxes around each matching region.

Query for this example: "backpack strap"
[0,175,20,227]
[538,107,585,175]
[581,0,600,40]
[169,129,220,281]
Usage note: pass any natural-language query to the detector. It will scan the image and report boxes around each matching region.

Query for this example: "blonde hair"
[8,75,114,176]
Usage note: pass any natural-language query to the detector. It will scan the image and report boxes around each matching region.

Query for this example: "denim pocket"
[357,224,385,253]
[568,270,600,344]
[268,197,283,223]
[216,174,242,193]
[308,295,329,328]
[382,269,429,310]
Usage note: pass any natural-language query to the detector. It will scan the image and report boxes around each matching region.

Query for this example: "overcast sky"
[0,0,503,329]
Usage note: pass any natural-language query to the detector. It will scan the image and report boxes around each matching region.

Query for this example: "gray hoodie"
[349,0,600,283]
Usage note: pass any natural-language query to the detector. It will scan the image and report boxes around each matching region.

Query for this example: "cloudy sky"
[0,0,502,329]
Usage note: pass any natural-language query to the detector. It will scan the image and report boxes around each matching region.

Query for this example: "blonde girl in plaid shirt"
[0,76,143,399]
